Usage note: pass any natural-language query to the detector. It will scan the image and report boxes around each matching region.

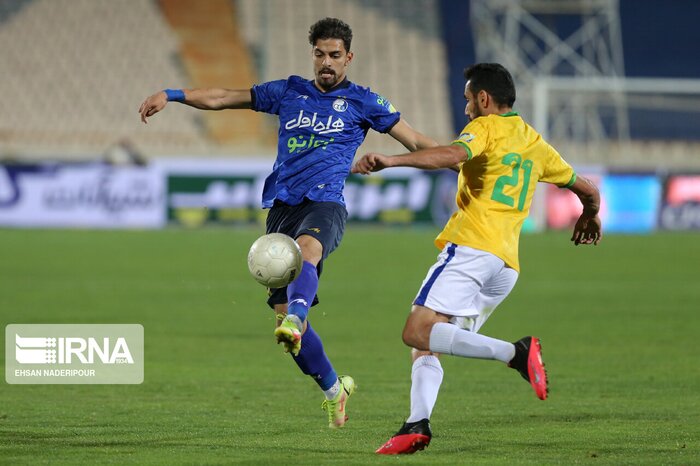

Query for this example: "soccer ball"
[247,233,303,288]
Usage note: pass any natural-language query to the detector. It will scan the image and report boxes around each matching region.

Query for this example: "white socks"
[406,355,443,423]
[403,324,514,423]
[428,322,515,363]
[404,325,515,423]
[284,314,303,331]
[323,378,341,400]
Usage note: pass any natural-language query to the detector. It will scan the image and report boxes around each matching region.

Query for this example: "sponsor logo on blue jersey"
[376,95,397,113]
[286,134,334,155]
[284,110,345,135]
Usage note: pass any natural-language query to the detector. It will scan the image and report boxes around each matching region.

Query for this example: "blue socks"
[286,261,318,323]
[286,261,336,390]
[291,321,337,391]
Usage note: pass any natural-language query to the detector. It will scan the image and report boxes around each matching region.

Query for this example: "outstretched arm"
[352,145,466,175]
[388,118,439,151]
[388,119,460,172]
[567,175,602,246]
[139,88,252,123]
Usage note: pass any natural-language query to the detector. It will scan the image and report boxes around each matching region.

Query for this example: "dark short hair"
[464,63,516,107]
[308,18,353,52]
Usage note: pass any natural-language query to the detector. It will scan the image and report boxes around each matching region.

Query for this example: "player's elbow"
[417,136,440,151]
[437,145,468,169]
[190,89,234,110]
[404,137,427,153]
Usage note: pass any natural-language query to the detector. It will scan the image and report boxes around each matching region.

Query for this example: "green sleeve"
[560,172,577,188]
[450,141,473,161]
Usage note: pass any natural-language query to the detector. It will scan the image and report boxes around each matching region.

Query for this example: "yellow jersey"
[437,111,576,272]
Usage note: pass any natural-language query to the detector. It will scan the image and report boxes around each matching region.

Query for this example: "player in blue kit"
[139,18,438,428]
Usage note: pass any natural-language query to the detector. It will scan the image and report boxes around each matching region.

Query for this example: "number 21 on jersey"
[491,152,533,211]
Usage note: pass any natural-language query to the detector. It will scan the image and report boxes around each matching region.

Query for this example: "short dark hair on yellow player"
[464,63,516,107]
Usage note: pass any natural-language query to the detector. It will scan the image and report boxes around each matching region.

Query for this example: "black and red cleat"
[509,336,549,400]
[375,418,432,455]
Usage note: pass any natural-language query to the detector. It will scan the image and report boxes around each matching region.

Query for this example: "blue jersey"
[251,75,401,208]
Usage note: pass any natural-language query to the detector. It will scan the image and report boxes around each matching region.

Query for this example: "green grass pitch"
[0,228,698,464]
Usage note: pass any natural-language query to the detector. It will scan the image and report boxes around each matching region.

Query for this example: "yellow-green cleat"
[274,316,302,356]
[321,375,356,428]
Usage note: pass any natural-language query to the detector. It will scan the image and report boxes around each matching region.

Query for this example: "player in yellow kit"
[352,63,601,454]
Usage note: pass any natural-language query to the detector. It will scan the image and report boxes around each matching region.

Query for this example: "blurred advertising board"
[346,171,452,225]
[602,174,662,233]
[0,163,164,228]
[159,159,268,227]
[546,172,662,233]
[159,159,462,227]
[3,159,696,232]
[659,175,700,230]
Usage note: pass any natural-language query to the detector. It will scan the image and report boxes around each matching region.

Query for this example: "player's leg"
[265,200,317,354]
[407,349,443,424]
[413,262,547,400]
[272,301,354,423]
[271,265,354,428]
[375,348,443,455]
[277,234,322,338]
[273,234,321,354]
[270,201,354,427]
[405,244,517,361]
[265,201,304,353]
[471,268,548,400]
[378,244,466,455]
[378,246,542,453]
[403,245,499,431]
[273,200,344,353]
[379,301,513,455]
[291,203,353,427]
[403,305,517,361]
[264,202,340,412]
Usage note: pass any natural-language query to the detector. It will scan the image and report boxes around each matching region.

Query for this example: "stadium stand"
[0,0,212,159]
[0,0,454,160]
[158,0,267,146]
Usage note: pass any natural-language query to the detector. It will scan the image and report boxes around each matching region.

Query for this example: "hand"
[351,153,389,175]
[138,91,168,124]
[571,214,602,246]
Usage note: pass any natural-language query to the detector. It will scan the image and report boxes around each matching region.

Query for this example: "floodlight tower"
[470,0,629,144]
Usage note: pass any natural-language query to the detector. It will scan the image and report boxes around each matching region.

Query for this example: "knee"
[401,325,417,348]
[401,316,433,350]
[401,306,449,350]
[295,235,323,264]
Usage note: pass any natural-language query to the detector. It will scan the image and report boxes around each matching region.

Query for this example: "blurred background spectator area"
[0,0,698,170]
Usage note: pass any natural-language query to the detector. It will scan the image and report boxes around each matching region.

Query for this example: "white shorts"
[413,243,518,332]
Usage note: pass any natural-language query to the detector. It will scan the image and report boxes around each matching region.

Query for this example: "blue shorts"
[264,198,348,309]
